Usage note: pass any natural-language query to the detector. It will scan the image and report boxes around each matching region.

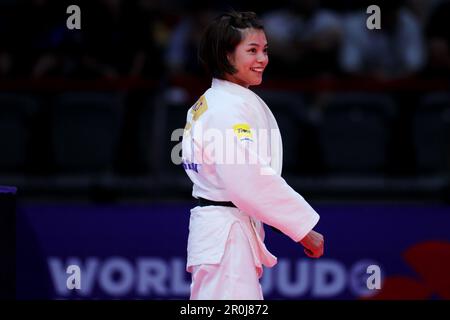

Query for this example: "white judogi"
[181,78,319,299]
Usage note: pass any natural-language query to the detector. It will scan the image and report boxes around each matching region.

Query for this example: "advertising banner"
[16,203,450,300]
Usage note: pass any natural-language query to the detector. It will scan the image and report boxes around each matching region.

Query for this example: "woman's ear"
[227,52,234,65]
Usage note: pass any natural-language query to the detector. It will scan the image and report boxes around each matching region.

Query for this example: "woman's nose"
[257,53,268,63]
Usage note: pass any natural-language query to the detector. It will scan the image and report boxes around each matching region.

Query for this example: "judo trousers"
[190,222,263,300]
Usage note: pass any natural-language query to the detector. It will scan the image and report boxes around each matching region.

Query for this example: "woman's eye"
[248,48,257,53]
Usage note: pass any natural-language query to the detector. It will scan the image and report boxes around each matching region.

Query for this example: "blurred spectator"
[164,2,217,76]
[117,0,172,79]
[262,0,343,78]
[0,1,14,78]
[79,0,170,79]
[16,0,65,78]
[339,1,425,79]
[81,0,133,79]
[0,51,12,78]
[421,0,450,78]
[405,0,438,26]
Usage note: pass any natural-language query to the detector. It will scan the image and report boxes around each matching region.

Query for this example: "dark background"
[1,0,450,300]
[1,0,450,203]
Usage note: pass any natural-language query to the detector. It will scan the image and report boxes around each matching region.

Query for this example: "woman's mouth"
[251,67,264,73]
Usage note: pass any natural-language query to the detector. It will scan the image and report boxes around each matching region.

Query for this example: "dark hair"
[198,11,264,79]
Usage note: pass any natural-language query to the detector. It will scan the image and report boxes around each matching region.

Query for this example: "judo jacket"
[181,78,320,271]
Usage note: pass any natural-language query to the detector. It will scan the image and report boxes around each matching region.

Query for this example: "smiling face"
[224,28,269,88]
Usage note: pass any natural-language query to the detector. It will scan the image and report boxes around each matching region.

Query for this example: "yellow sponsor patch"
[233,123,253,142]
[192,95,208,121]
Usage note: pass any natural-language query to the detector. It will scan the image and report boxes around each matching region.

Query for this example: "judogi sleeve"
[205,100,319,242]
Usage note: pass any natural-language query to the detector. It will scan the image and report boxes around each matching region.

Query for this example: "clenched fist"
[299,230,324,258]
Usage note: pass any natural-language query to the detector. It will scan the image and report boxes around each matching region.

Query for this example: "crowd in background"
[1,0,449,81]
[0,0,449,202]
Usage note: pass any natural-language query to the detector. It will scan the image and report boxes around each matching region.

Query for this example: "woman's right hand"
[299,230,324,258]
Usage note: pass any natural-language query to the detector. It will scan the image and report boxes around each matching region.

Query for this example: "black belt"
[197,197,282,234]
[198,197,236,208]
